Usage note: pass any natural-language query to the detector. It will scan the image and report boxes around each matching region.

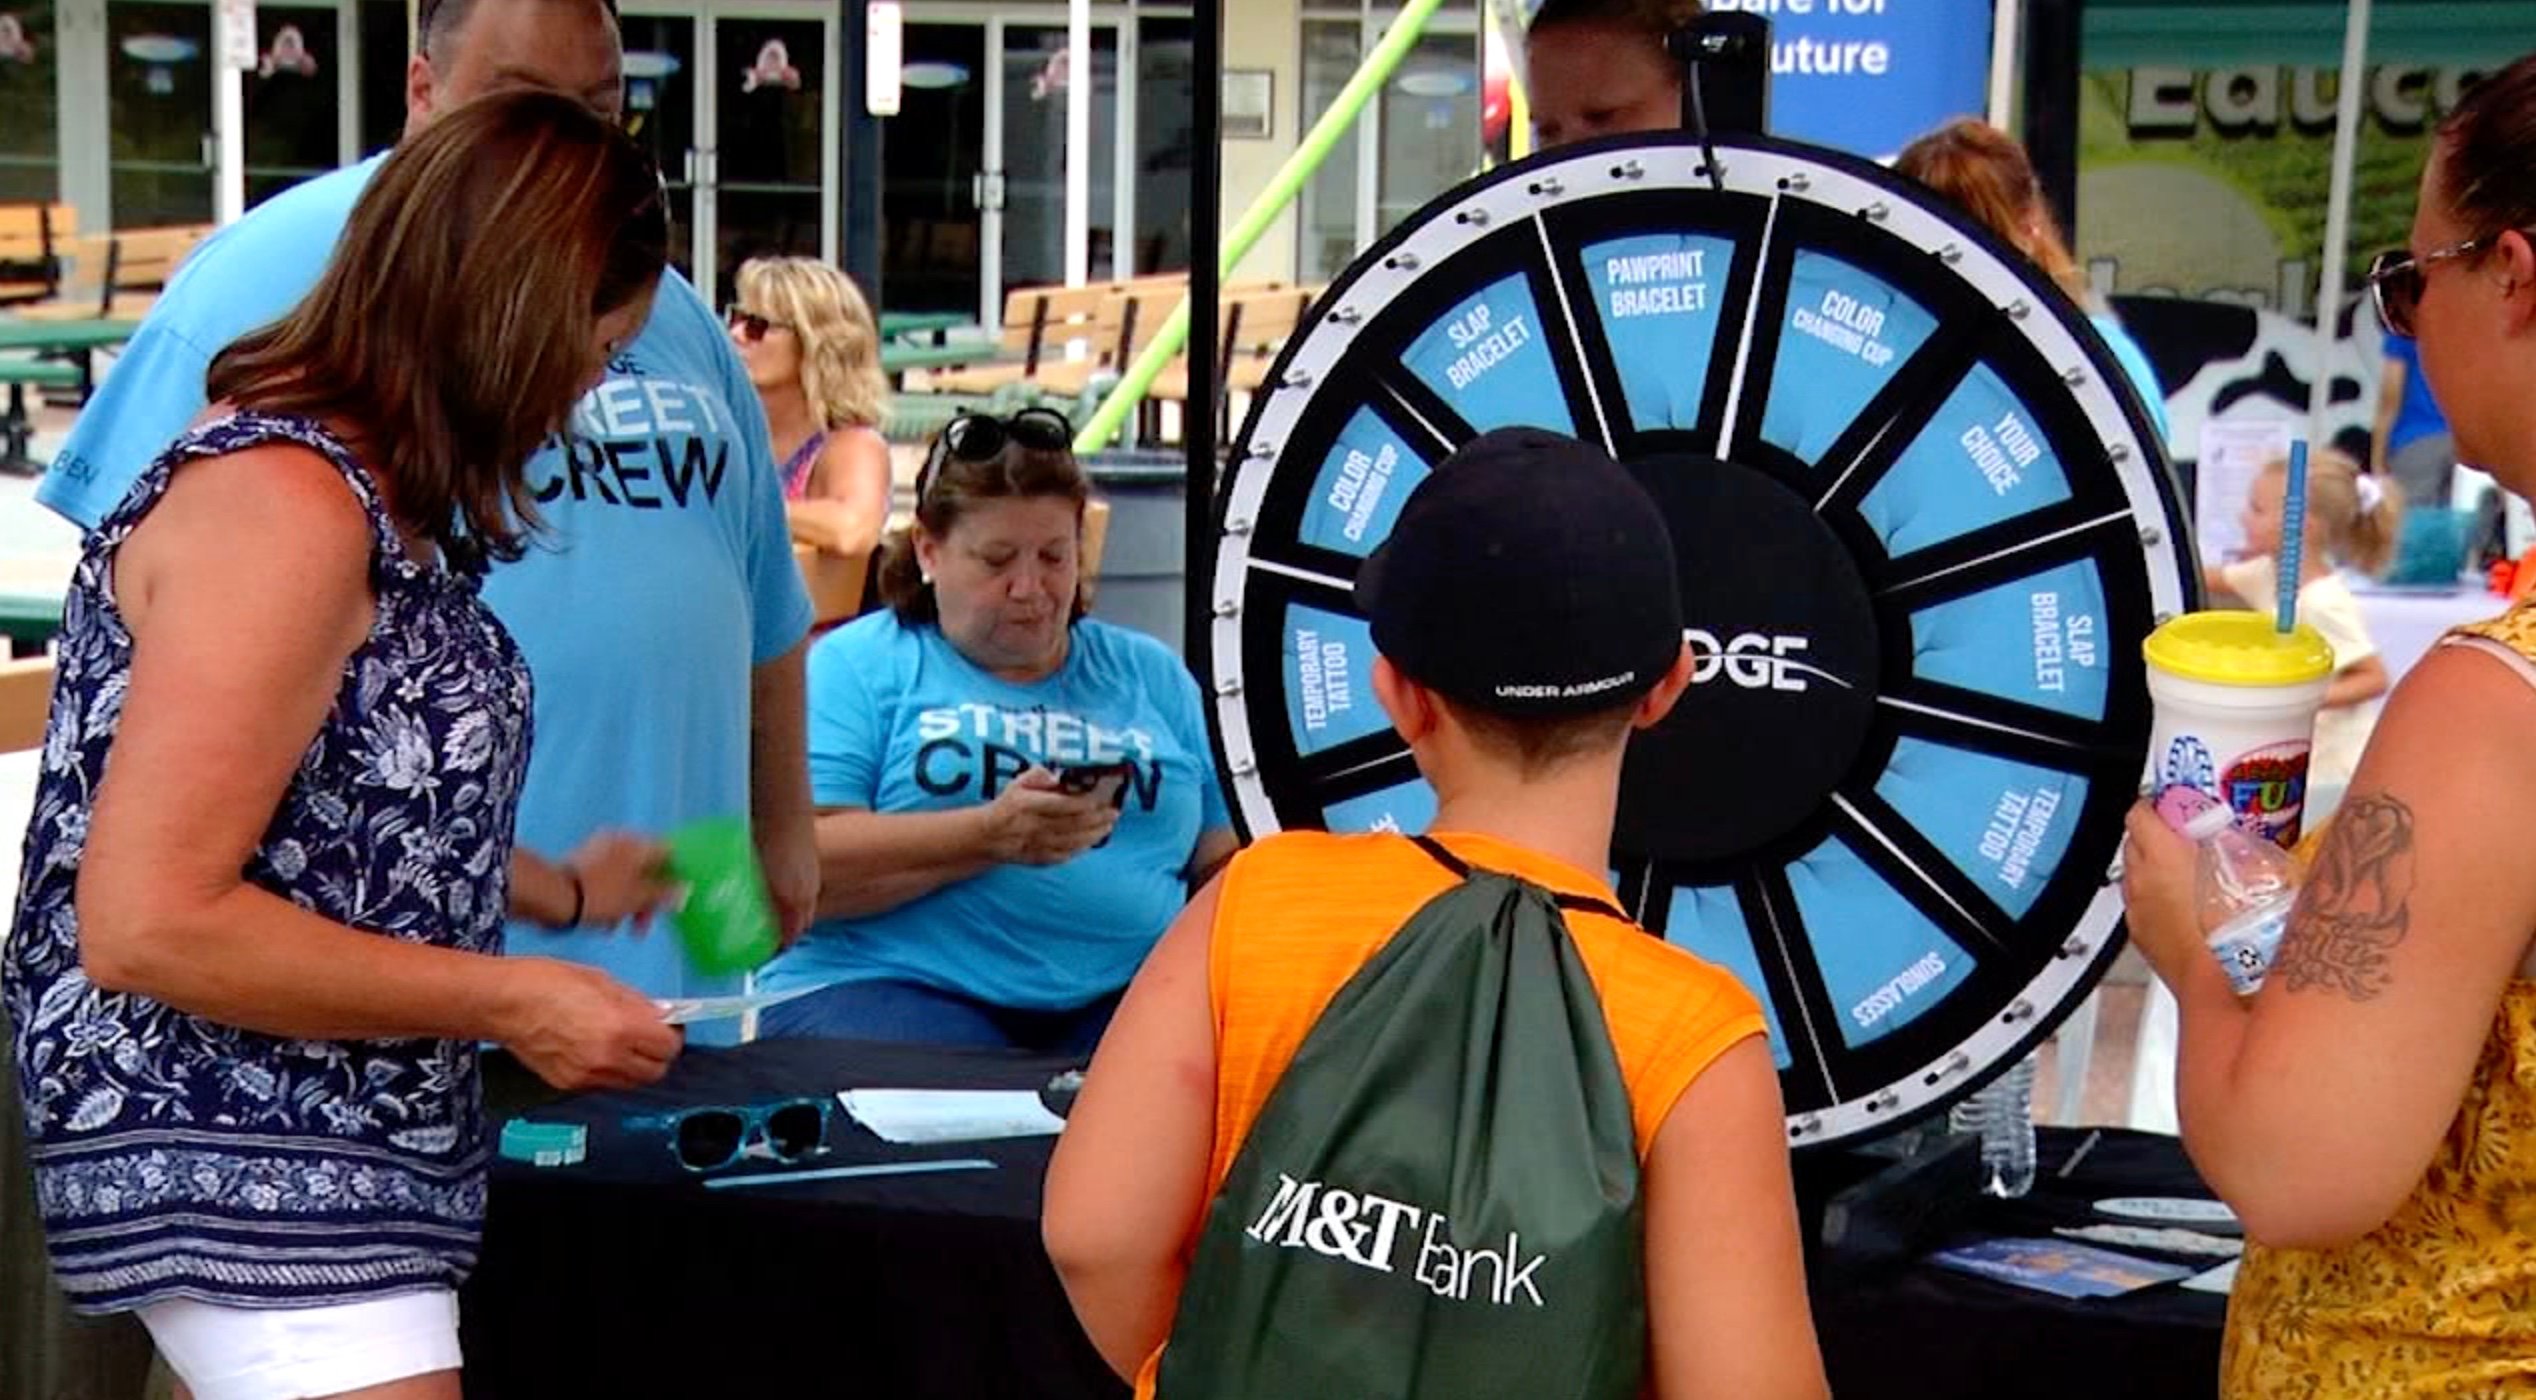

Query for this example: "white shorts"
[137,1289,462,1400]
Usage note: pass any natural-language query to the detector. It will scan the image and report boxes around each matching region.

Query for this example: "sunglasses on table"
[913,407,1075,503]
[724,305,792,342]
[626,1098,830,1173]
[2365,231,2532,337]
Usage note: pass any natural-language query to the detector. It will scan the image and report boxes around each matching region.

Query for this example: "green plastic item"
[497,1118,588,1168]
[665,815,779,976]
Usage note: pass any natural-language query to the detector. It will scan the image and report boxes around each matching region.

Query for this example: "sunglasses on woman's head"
[915,408,1076,503]
[724,305,790,342]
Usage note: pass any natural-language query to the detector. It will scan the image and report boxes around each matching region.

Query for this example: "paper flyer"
[838,1089,1067,1145]
[1928,1237,2197,1300]
[2195,418,2294,568]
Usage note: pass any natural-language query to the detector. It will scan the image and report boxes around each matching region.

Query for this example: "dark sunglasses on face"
[724,305,791,342]
[628,1098,830,1173]
[2364,233,2533,338]
[914,408,1076,503]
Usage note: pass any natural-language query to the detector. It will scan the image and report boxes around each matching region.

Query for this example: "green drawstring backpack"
[1156,836,1648,1398]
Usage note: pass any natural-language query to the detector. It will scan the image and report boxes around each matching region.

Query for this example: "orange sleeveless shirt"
[1134,829,1767,1397]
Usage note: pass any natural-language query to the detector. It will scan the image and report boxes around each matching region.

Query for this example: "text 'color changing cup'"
[2143,611,2334,849]
[666,816,778,976]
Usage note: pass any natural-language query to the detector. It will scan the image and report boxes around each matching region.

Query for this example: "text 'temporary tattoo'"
[2274,793,2417,1002]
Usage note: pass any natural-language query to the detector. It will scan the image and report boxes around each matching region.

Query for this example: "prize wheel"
[1209,132,2196,1150]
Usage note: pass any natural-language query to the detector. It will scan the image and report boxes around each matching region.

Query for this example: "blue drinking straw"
[2277,439,2310,634]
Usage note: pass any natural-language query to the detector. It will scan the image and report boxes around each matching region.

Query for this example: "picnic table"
[877,309,990,386]
[0,316,133,475]
[877,309,970,343]
[0,549,71,658]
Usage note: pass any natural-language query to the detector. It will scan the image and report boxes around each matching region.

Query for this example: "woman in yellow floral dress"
[2121,50,2536,1397]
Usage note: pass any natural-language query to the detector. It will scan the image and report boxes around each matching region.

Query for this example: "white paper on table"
[2195,418,2294,569]
[2182,1259,2242,1295]
[838,1088,1067,1144]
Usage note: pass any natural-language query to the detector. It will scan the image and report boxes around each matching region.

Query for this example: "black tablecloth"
[1813,1127,2227,1399]
[459,1038,1121,1398]
[461,1041,2224,1398]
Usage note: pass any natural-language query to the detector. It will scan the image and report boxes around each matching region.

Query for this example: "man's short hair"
[1529,0,1705,40]
[417,0,618,61]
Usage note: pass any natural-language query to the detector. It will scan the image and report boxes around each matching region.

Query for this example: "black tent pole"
[2022,0,2084,243]
[1185,0,1224,676]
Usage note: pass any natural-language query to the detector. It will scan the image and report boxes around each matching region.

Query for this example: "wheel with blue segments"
[1207,132,2196,1150]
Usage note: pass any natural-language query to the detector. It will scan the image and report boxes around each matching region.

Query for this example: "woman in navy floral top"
[3,91,681,1397]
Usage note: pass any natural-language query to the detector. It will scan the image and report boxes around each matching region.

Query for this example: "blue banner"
[1671,0,1995,160]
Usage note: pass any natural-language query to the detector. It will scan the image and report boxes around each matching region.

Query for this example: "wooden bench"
[1032,282,1191,402]
[0,203,77,305]
[1150,283,1319,441]
[17,225,208,322]
[0,655,52,753]
[927,284,1102,397]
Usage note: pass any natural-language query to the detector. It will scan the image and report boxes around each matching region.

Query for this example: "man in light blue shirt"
[38,0,817,1034]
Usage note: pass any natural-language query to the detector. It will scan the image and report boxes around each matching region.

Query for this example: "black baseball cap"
[1355,428,1684,718]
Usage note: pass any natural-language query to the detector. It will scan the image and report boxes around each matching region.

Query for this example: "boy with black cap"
[1045,428,1828,1398]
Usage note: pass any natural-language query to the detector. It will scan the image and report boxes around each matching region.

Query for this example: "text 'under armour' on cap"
[1354,427,1684,717]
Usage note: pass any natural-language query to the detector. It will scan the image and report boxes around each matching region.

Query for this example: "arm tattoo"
[2273,793,2417,1001]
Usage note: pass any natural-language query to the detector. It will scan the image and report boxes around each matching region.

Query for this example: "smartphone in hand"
[1051,760,1134,807]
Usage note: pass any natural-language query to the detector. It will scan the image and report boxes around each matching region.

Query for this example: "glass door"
[108,0,348,225]
[708,9,831,303]
[985,20,1118,313]
[881,21,987,318]
[619,10,701,281]
[0,0,61,203]
[242,4,342,208]
[1131,15,1192,277]
[107,0,212,226]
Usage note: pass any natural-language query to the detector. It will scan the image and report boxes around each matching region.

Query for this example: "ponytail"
[2295,448,2405,578]
[2342,469,2406,578]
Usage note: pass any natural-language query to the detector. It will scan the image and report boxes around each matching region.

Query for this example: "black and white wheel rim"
[1211,133,2193,1149]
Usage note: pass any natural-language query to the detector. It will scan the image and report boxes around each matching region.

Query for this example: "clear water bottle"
[2185,804,2298,996]
[1949,1055,2038,1198]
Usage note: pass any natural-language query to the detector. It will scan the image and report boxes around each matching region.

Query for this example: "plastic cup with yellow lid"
[2143,610,2335,848]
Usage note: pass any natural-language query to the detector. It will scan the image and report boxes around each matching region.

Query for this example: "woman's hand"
[980,767,1120,867]
[492,958,683,1092]
[2121,801,2210,992]
[564,830,676,931]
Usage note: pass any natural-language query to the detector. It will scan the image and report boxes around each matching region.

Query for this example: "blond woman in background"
[728,256,894,557]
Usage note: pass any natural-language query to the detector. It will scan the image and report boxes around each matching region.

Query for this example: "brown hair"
[206,89,667,572]
[1895,118,2089,303]
[2436,53,2536,244]
[735,257,891,431]
[2262,448,2406,578]
[875,432,1093,625]
[1440,696,1640,779]
[1530,0,1705,42]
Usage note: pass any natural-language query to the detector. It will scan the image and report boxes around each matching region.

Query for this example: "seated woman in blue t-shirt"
[757,409,1240,1052]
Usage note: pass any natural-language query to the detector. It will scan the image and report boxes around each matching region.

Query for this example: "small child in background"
[2207,447,2405,811]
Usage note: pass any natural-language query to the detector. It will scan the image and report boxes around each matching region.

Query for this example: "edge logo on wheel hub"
[1684,630,1853,693]
[1618,454,1880,867]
